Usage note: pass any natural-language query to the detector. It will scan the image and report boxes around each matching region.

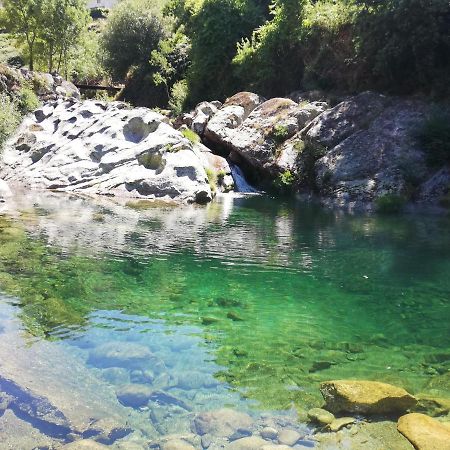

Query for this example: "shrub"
[16,84,40,114]
[273,169,296,193]
[169,79,189,114]
[182,128,201,143]
[101,0,168,81]
[270,124,289,144]
[205,167,217,192]
[417,112,450,168]
[0,93,21,150]
[375,194,406,214]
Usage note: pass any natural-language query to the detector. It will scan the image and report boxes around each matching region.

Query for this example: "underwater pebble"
[260,426,279,440]
[278,429,301,446]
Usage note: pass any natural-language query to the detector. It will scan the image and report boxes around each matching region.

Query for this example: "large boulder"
[0,99,213,204]
[204,92,265,148]
[227,98,326,178]
[320,380,417,415]
[300,91,437,208]
[397,413,450,450]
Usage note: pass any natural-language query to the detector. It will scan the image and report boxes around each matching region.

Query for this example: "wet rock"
[101,367,130,385]
[260,445,292,450]
[328,417,356,432]
[315,420,414,450]
[307,408,335,425]
[320,380,417,414]
[192,408,253,438]
[62,439,109,449]
[260,426,279,440]
[116,384,153,408]
[415,395,450,417]
[229,427,253,441]
[88,341,154,369]
[225,436,268,450]
[0,409,57,450]
[278,428,301,446]
[161,439,197,450]
[397,413,450,450]
[176,371,207,390]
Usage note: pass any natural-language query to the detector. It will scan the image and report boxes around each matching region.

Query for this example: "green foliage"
[181,0,265,103]
[100,0,168,81]
[270,124,289,144]
[233,0,306,97]
[2,0,89,74]
[169,79,189,114]
[205,167,217,192]
[0,33,24,67]
[375,194,406,214]
[15,83,40,114]
[417,112,450,168]
[182,127,201,143]
[0,93,21,150]
[273,169,295,193]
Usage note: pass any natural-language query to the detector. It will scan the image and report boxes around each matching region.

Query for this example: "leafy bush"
[0,93,21,150]
[169,79,189,114]
[182,128,201,143]
[375,194,406,213]
[273,169,296,193]
[16,83,40,114]
[205,167,217,192]
[270,124,289,144]
[101,0,169,81]
[417,112,450,167]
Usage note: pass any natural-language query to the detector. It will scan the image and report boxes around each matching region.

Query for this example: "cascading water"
[229,162,259,193]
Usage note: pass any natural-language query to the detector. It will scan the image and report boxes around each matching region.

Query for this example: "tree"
[100,0,168,81]
[1,0,43,70]
[40,0,89,74]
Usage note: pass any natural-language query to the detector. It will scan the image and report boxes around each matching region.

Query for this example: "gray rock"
[225,436,268,450]
[260,426,279,440]
[88,341,154,369]
[1,100,213,204]
[116,384,153,408]
[0,179,12,200]
[204,92,264,147]
[192,408,254,438]
[191,101,219,136]
[278,429,301,446]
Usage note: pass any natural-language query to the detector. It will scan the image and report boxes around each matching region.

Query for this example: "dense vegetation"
[0,0,449,109]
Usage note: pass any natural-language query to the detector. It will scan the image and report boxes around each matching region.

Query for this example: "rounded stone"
[277,429,301,446]
[307,408,335,425]
[260,426,278,440]
[116,384,153,408]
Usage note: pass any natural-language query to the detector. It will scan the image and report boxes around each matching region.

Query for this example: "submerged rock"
[0,100,213,204]
[307,408,335,425]
[397,413,450,450]
[88,341,154,369]
[63,439,109,449]
[277,428,301,446]
[320,380,417,414]
[225,436,267,450]
[116,384,153,408]
[192,408,253,438]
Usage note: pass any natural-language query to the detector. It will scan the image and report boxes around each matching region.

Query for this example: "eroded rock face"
[227,98,326,178]
[320,380,417,415]
[204,92,265,147]
[397,413,450,450]
[0,99,213,204]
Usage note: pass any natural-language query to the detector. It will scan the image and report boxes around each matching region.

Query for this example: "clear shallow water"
[0,192,449,446]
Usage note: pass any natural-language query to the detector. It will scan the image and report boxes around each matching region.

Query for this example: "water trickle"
[229,162,259,193]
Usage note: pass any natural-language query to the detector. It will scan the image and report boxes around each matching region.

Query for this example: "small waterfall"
[229,162,259,193]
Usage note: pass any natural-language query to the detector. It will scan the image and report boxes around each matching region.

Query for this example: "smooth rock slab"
[320,380,417,414]
[63,439,109,449]
[397,413,450,450]
[307,408,335,425]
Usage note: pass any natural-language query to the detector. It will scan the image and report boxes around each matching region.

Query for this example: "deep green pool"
[0,192,449,442]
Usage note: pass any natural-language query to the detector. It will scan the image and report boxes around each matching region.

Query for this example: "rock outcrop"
[0,99,215,203]
[0,63,79,102]
[320,380,417,415]
[397,413,450,450]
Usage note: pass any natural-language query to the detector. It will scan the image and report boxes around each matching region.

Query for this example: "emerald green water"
[0,192,449,419]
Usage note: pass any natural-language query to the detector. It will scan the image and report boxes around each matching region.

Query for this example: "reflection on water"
[0,192,449,447]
